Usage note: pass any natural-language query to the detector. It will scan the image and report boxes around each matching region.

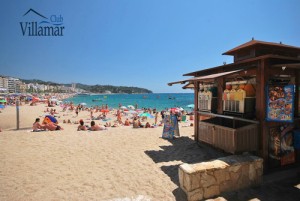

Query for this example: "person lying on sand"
[77,119,87,131]
[90,121,107,131]
[44,121,63,131]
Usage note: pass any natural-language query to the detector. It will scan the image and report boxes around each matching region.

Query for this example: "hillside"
[21,79,152,94]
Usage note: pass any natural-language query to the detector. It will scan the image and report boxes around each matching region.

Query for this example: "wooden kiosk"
[169,39,300,170]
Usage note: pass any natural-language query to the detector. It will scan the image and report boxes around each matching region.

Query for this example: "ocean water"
[65,93,194,111]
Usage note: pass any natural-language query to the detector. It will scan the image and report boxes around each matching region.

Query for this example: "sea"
[65,93,194,111]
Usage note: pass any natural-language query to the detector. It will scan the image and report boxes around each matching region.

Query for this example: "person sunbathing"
[132,118,139,128]
[133,118,143,128]
[32,118,46,132]
[90,121,107,131]
[77,119,87,131]
[145,122,151,128]
[124,118,131,126]
[44,121,63,131]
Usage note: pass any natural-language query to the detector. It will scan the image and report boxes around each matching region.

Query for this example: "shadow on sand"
[146,136,300,201]
[145,136,227,201]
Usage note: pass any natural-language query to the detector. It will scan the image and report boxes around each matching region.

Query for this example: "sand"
[0,103,225,201]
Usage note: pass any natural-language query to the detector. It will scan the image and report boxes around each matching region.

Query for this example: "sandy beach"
[1,103,300,201]
[0,103,225,201]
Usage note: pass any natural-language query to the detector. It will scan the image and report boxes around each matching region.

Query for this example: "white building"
[0,76,8,89]
[8,77,21,93]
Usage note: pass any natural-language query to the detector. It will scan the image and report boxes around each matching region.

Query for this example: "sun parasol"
[169,108,180,113]
[127,105,135,110]
[101,109,109,113]
[80,102,87,106]
[50,98,59,102]
[43,115,58,124]
[32,97,40,102]
[0,99,6,103]
[120,106,127,109]
[139,112,154,118]
[187,104,195,108]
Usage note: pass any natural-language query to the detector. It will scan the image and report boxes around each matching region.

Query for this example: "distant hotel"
[0,76,25,93]
[0,76,77,94]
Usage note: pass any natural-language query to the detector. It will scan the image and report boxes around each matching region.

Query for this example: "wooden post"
[256,59,269,169]
[16,99,20,130]
[194,81,199,141]
[217,77,225,114]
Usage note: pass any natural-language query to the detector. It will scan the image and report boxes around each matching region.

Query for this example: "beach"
[1,103,300,201]
[0,103,208,201]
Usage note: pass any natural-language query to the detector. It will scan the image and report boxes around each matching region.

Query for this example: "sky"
[0,0,299,93]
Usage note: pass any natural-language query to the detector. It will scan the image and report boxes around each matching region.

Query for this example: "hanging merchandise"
[198,84,217,112]
[266,85,295,122]
[269,125,295,167]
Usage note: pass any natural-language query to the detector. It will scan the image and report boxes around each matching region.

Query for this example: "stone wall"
[178,154,263,201]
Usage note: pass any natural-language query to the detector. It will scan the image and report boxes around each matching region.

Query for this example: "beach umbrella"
[80,102,87,106]
[0,99,6,103]
[139,112,154,118]
[187,104,195,108]
[32,97,40,102]
[50,98,59,102]
[43,115,58,124]
[127,105,135,110]
[124,110,137,114]
[101,109,109,113]
[169,108,180,112]
[120,106,127,109]
[0,104,5,109]
[136,109,144,114]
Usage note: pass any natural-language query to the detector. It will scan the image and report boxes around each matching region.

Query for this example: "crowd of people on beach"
[29,100,194,133]
[0,94,194,133]
[0,93,196,133]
